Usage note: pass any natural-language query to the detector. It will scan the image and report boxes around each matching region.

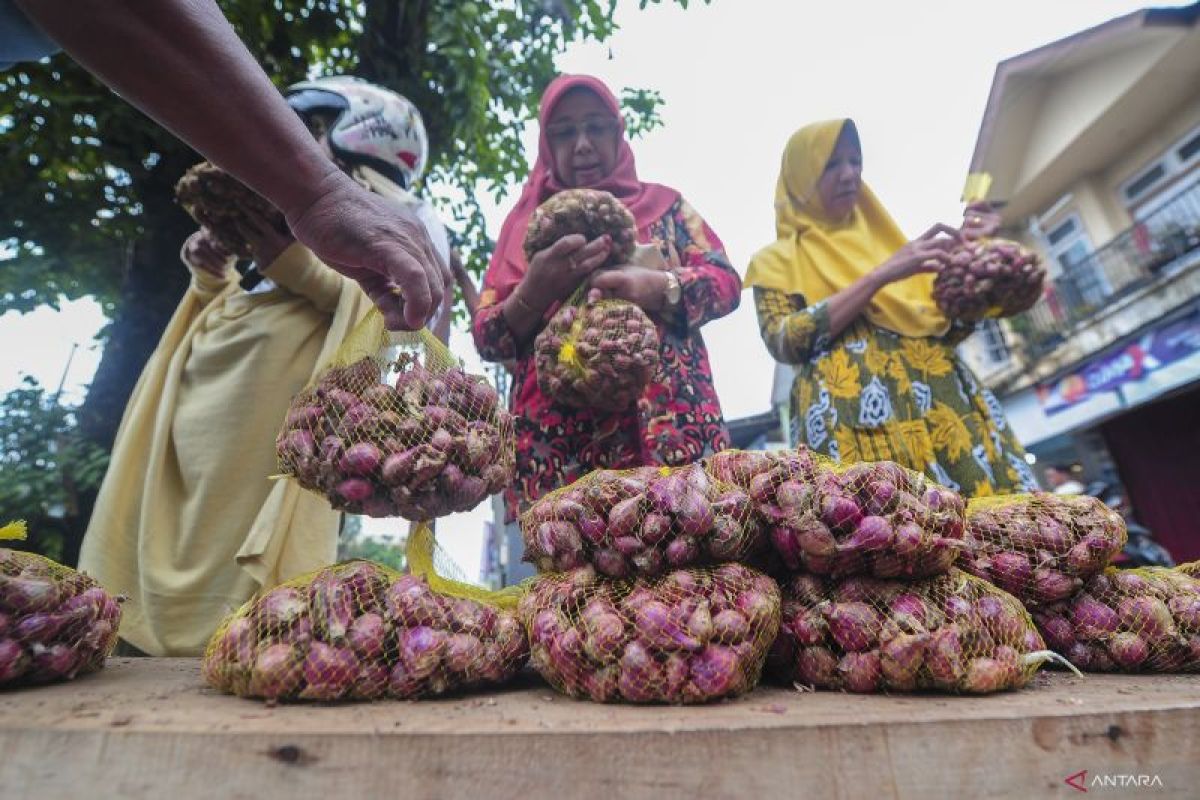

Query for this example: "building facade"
[960,3,1200,560]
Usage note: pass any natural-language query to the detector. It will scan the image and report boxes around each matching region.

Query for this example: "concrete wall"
[1017,36,1179,191]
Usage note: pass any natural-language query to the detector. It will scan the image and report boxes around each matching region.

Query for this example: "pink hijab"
[484,74,680,301]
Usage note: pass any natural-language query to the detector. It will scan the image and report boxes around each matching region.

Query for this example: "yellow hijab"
[745,119,948,338]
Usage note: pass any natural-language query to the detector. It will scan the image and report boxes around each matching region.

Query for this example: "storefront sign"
[1037,307,1200,414]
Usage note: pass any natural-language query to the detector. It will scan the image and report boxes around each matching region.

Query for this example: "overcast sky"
[0,0,1172,578]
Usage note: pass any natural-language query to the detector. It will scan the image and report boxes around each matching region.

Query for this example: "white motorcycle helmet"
[285,76,429,190]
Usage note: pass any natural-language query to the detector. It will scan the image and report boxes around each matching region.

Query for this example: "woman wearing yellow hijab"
[746,119,1037,497]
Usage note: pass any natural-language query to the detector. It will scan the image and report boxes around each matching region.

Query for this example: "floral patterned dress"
[475,198,740,521]
[754,287,1039,498]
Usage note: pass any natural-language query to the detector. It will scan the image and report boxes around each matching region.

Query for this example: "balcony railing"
[1008,179,1200,359]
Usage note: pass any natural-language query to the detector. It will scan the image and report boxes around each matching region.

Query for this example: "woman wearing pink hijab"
[473,74,741,523]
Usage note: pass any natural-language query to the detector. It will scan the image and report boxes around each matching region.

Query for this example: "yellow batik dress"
[754,287,1039,498]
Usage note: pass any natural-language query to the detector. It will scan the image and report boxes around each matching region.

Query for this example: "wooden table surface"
[2,658,1198,799]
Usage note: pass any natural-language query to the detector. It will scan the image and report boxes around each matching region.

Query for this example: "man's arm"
[15,0,446,329]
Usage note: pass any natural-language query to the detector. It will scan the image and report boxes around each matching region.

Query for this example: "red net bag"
[932,238,1045,322]
[960,493,1127,607]
[520,463,765,577]
[0,521,124,687]
[527,189,660,412]
[1032,566,1200,673]
[276,312,515,519]
[705,449,967,579]
[769,569,1064,694]
[203,528,529,702]
[174,161,287,258]
[519,563,780,704]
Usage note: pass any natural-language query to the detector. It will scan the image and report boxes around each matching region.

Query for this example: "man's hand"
[284,172,448,330]
[13,1,448,330]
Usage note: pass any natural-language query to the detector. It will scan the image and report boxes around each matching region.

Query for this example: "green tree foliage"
[0,0,704,314]
[0,378,110,562]
[0,0,708,563]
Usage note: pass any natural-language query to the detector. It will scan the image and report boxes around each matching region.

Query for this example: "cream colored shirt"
[79,243,372,655]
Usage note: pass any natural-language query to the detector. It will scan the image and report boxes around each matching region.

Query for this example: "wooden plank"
[1,659,1198,799]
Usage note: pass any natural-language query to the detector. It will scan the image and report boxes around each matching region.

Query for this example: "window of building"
[1045,213,1110,307]
[1123,162,1168,204]
[1046,216,1078,247]
[1177,129,1200,165]
[978,319,1010,365]
[1121,122,1200,214]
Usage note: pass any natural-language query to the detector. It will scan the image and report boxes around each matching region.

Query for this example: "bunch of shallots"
[770,570,1048,693]
[961,493,1127,607]
[520,563,780,704]
[1,548,123,687]
[707,450,967,579]
[525,189,659,412]
[203,561,529,702]
[521,464,764,577]
[1033,567,1200,673]
[534,294,660,412]
[277,355,514,519]
[932,238,1045,322]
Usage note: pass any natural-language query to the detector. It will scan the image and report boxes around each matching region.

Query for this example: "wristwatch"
[662,270,683,308]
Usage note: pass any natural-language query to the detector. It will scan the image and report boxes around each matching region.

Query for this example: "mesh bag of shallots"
[527,189,660,413]
[1,521,124,687]
[276,311,515,519]
[519,563,780,704]
[768,569,1063,694]
[174,161,287,258]
[1032,566,1200,673]
[203,528,529,702]
[1179,561,1200,579]
[932,238,1046,322]
[960,493,1127,608]
[705,449,967,579]
[520,463,765,577]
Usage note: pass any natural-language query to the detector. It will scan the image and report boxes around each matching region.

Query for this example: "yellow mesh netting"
[932,238,1045,322]
[276,310,515,519]
[769,568,1061,694]
[1032,566,1200,673]
[520,462,764,577]
[1,521,123,687]
[705,448,967,579]
[1179,561,1200,579]
[520,563,780,704]
[961,493,1127,607]
[202,529,529,702]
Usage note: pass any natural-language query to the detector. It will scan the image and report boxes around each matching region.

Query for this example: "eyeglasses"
[545,118,620,146]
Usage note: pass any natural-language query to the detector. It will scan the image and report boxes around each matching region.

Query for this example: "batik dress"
[754,287,1039,497]
[475,198,740,520]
